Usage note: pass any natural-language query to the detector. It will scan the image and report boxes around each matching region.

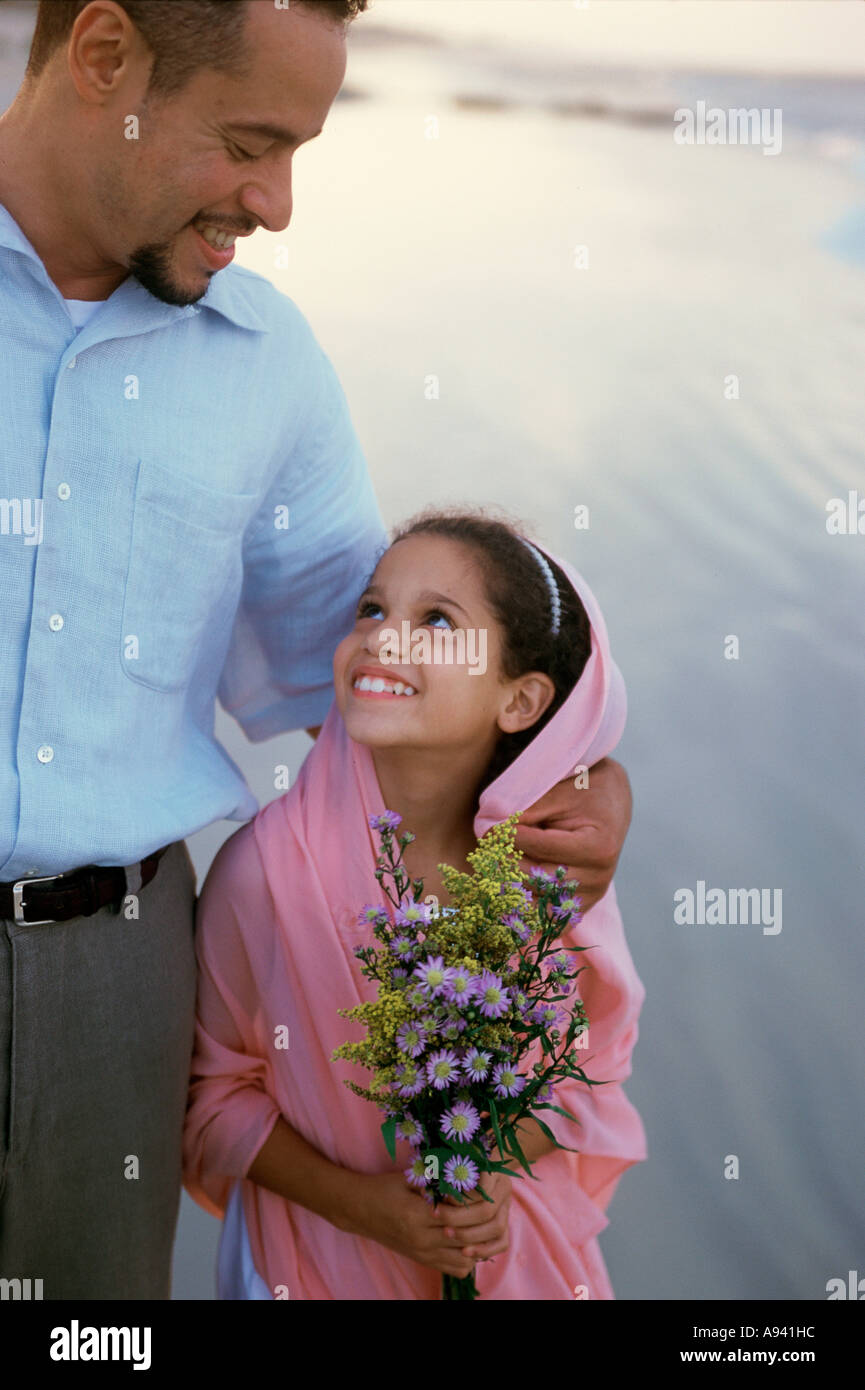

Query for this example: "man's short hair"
[25,0,368,100]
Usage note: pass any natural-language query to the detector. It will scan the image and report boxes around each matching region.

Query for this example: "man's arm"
[513,756,632,914]
[216,324,386,743]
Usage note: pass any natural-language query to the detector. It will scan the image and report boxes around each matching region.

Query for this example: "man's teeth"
[195,222,237,249]
[353,675,416,696]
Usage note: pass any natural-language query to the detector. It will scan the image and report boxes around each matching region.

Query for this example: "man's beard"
[128,233,208,307]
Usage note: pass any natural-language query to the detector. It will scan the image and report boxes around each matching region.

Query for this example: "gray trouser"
[0,839,197,1300]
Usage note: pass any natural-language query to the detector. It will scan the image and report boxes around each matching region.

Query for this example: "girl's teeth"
[353,675,416,696]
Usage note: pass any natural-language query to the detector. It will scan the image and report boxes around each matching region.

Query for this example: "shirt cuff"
[229,687,335,742]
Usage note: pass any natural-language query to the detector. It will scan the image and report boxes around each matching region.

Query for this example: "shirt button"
[49,613,64,632]
[57,483,71,500]
[67,357,76,369]
[37,745,54,764]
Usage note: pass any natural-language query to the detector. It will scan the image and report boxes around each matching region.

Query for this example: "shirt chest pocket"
[120,458,260,694]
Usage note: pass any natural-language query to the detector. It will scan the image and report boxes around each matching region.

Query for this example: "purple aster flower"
[405,1155,431,1188]
[391,967,409,981]
[546,949,576,977]
[551,894,582,925]
[536,1080,555,1102]
[502,911,532,944]
[528,866,555,887]
[532,1002,566,1029]
[396,1021,427,1058]
[396,1115,424,1146]
[441,1101,481,1144]
[358,903,388,927]
[390,934,418,961]
[370,810,402,832]
[442,966,477,1007]
[476,970,510,1019]
[395,899,434,929]
[492,1063,526,1099]
[413,955,453,998]
[444,1154,480,1194]
[463,1049,492,1082]
[394,1062,425,1099]
[426,1048,461,1090]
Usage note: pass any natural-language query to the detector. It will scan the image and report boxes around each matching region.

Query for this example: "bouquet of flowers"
[332,810,600,1301]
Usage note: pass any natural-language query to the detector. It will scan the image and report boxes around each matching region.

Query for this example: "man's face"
[91,1,346,305]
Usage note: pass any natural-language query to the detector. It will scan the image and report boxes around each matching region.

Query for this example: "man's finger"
[514,821,613,867]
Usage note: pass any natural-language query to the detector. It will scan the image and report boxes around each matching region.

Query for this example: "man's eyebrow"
[227,120,324,145]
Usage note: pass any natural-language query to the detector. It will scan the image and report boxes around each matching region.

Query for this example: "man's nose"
[238,162,294,234]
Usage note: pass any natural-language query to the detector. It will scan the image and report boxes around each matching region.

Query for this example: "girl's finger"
[435,1196,507,1231]
[452,1212,508,1247]
[461,1233,509,1260]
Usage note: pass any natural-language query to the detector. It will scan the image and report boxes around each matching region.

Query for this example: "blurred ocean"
[1,0,863,1302]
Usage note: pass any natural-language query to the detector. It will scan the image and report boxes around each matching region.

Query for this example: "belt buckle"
[12,874,65,925]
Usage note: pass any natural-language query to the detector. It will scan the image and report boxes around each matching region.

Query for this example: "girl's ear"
[497,671,556,735]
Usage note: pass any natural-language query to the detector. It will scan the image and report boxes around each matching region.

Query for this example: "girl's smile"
[351,664,418,700]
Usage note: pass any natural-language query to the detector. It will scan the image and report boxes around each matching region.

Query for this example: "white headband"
[520,538,561,637]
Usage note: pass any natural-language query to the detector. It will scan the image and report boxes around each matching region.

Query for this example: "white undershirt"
[64,296,106,329]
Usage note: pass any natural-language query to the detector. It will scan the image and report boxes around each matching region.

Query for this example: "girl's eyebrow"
[359,585,471,620]
[415,589,471,619]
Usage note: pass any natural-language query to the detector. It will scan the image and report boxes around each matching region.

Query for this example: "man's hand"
[513,756,632,913]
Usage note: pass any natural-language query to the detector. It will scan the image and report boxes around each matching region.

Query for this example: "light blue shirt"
[0,202,387,879]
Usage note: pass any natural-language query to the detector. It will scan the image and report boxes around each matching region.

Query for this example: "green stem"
[441,1271,480,1301]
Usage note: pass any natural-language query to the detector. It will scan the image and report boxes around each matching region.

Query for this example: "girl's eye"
[426,610,454,630]
[227,143,257,162]
[356,600,384,621]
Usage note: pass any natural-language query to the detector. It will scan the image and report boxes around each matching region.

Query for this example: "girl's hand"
[440,1169,513,1262]
[341,1170,510,1276]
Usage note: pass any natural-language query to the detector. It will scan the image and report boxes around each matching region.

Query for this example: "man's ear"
[497,672,556,735]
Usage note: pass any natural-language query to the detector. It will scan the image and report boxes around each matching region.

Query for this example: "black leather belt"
[0,848,167,925]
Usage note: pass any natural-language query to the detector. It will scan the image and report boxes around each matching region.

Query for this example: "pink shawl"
[182,549,647,1299]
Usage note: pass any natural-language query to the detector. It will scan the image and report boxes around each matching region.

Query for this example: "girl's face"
[333,534,555,756]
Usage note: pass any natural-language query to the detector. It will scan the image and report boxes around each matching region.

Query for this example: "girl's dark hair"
[391,508,592,788]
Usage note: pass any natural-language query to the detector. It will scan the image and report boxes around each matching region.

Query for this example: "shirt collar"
[0,200,269,334]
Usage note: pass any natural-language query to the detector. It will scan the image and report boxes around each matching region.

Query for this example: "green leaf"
[536,1100,581,1125]
[489,1094,505,1158]
[381,1115,397,1161]
[505,1126,536,1178]
[529,1113,579,1154]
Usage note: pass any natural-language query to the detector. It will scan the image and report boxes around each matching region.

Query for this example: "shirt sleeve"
[217,334,387,741]
[182,826,284,1220]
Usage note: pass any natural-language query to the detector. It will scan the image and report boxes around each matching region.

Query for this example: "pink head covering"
[183,541,647,1300]
[475,543,627,836]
